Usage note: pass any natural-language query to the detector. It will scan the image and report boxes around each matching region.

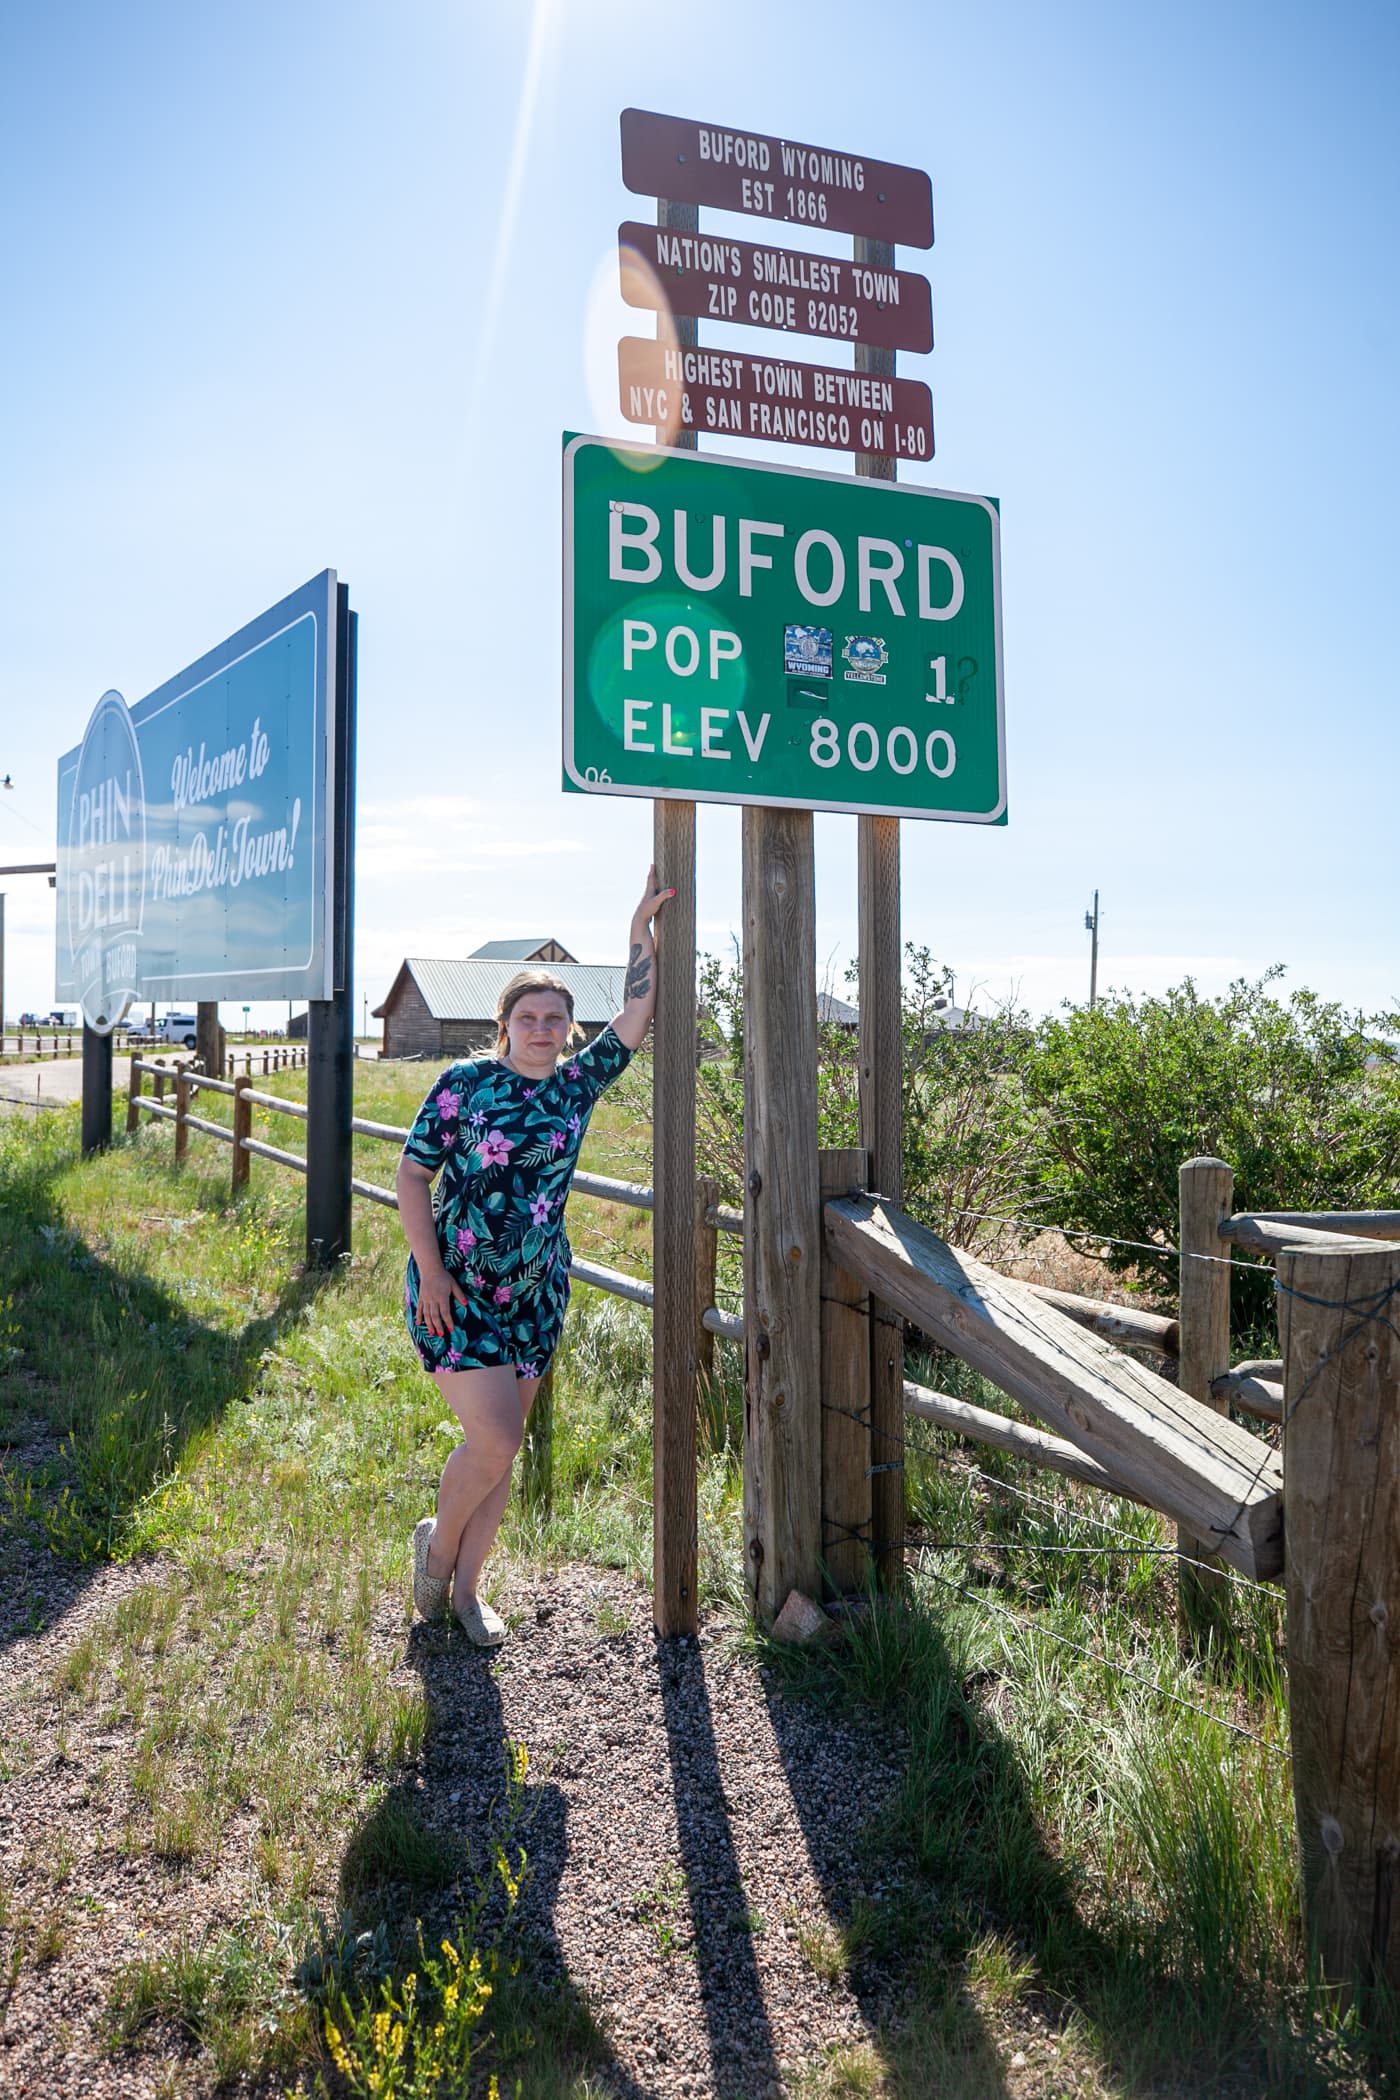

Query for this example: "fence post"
[1280,1236,1400,1995]
[126,1057,142,1133]
[520,1368,554,1517]
[1178,1155,1235,1650]
[693,1174,720,1433]
[153,1062,166,1104]
[174,1066,190,1165]
[820,1146,872,1596]
[232,1073,252,1193]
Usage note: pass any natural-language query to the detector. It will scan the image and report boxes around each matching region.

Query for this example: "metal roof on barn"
[817,991,860,1026]
[468,937,578,962]
[374,957,624,1025]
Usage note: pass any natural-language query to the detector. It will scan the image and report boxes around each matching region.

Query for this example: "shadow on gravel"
[657,1632,784,2098]
[389,1620,653,2099]
[762,1592,1186,2097]
[0,1117,334,1659]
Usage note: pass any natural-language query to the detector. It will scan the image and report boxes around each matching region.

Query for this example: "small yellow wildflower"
[323,2013,353,2077]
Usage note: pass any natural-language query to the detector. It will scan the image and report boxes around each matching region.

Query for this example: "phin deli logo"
[64,690,146,1033]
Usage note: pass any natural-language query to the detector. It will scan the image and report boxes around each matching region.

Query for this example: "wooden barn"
[372,939,626,1062]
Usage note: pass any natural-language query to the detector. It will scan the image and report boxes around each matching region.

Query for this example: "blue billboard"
[56,571,338,1029]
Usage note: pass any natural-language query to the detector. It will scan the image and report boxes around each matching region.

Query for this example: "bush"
[1022,968,1400,1326]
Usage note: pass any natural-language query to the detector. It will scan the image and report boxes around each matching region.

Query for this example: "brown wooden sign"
[618,337,934,461]
[621,108,934,249]
[620,221,932,355]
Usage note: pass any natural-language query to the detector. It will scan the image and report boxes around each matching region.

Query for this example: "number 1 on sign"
[927,657,949,703]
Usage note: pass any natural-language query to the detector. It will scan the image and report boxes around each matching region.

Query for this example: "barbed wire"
[914,1553,1285,1753]
[914,1203,1273,1273]
[933,1456,1282,1597]
[1207,1269,1400,1558]
[911,1281,1285,1560]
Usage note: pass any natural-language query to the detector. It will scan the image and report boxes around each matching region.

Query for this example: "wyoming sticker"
[783,625,833,679]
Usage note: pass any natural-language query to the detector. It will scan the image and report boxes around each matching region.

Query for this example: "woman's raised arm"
[611,864,674,1052]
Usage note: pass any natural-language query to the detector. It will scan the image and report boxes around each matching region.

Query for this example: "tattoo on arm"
[624,940,652,1003]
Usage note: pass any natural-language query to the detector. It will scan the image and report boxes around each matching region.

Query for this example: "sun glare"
[465,0,564,451]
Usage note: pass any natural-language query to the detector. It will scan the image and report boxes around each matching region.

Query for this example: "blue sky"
[2,0,1396,1027]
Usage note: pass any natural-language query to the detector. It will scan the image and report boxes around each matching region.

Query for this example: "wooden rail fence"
[124,1069,1400,1992]
[0,1037,308,1070]
[0,1032,78,1058]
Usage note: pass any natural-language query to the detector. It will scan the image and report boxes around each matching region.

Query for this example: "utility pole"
[1084,890,1100,1009]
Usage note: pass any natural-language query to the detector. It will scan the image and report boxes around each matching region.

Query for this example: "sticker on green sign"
[562,434,1005,823]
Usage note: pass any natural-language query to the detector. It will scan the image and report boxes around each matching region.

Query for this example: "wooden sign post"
[583,109,983,1627]
[742,804,822,1620]
[855,234,906,1591]
[650,196,701,1637]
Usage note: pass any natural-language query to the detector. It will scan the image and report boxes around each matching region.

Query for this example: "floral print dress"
[402,1024,632,1377]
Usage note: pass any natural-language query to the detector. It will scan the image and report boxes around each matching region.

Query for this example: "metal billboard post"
[306,588,357,1267]
[81,1024,113,1155]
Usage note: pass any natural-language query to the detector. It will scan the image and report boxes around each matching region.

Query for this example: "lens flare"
[582,242,682,458]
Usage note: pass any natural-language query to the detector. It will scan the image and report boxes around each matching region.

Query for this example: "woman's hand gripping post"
[612,863,674,1052]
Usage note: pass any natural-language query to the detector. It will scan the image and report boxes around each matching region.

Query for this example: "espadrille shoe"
[455,1596,507,1648]
[412,1517,452,1619]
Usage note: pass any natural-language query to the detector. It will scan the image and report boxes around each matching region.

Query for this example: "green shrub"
[1023,968,1400,1329]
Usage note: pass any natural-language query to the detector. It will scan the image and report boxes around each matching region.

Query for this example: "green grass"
[763,1428,1395,2097]
[0,1089,1396,2096]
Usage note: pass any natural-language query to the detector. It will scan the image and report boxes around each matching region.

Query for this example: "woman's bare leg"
[449,1376,540,1606]
[424,1367,526,1580]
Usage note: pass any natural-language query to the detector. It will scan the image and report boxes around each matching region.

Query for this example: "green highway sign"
[562,435,1005,823]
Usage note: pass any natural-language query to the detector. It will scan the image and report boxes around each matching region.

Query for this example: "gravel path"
[410,1566,906,2097]
[0,1559,909,2098]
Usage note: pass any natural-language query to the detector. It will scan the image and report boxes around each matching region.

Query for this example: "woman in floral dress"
[396,868,672,1645]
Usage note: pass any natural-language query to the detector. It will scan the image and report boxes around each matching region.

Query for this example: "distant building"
[817,990,860,1030]
[813,990,985,1038]
[467,937,577,965]
[372,939,623,1061]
